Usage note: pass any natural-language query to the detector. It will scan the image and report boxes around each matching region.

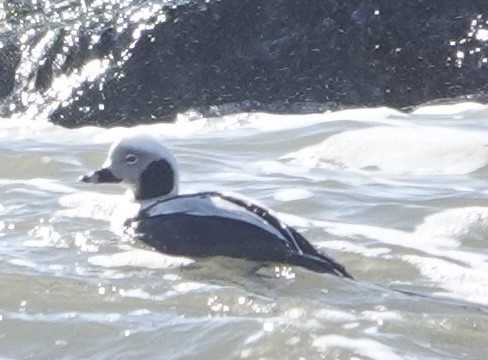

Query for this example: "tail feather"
[289,253,354,279]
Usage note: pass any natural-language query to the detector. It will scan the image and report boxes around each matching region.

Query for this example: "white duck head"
[81,134,179,201]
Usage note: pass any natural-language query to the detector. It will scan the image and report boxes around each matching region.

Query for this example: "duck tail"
[289,253,354,279]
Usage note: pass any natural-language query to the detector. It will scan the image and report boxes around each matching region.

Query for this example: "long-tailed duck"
[80,134,352,278]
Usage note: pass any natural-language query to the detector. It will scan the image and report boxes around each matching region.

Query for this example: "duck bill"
[79,168,122,184]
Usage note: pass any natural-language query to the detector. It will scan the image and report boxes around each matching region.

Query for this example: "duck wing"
[127,192,352,278]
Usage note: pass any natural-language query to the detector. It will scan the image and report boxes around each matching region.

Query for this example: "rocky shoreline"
[1,0,488,127]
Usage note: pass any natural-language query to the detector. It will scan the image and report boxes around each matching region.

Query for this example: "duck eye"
[125,154,138,165]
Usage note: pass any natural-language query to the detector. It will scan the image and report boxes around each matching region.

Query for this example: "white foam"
[321,106,407,123]
[325,207,488,259]
[118,288,153,300]
[284,125,488,175]
[414,207,488,247]
[273,188,313,202]
[323,207,488,305]
[198,108,409,134]
[89,249,194,269]
[403,255,488,305]
[315,308,357,322]
[411,102,487,116]
[58,192,121,222]
[0,118,55,141]
[253,160,311,177]
[26,178,76,193]
[8,258,38,269]
[197,112,328,133]
[25,225,64,248]
[0,178,76,193]
[312,335,403,360]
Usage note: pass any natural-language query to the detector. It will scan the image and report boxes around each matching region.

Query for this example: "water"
[1,103,488,359]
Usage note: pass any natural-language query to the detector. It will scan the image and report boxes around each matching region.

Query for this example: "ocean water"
[1,103,488,359]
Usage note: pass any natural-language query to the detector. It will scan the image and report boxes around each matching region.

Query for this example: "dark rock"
[92,27,117,59]
[34,57,53,92]
[6,0,488,126]
[34,29,65,92]
[0,43,21,99]
[61,29,90,73]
